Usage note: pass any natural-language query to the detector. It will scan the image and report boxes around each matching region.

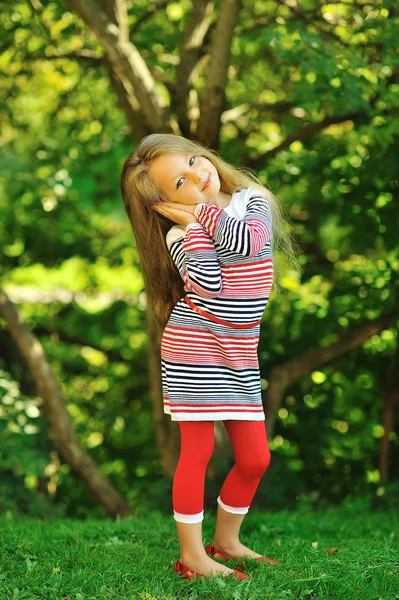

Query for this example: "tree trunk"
[0,288,131,519]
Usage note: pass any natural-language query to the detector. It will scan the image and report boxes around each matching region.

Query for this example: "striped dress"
[161,186,274,421]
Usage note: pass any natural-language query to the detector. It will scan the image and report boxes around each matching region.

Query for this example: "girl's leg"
[173,420,238,575]
[173,420,214,523]
[212,420,271,553]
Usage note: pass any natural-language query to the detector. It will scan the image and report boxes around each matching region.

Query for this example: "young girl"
[120,133,300,581]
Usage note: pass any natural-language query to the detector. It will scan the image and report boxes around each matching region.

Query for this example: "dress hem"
[164,407,265,421]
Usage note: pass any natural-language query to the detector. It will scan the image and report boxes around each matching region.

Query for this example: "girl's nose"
[190,172,203,184]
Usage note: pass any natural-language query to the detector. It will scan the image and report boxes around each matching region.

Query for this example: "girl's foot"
[179,554,237,577]
[211,540,263,559]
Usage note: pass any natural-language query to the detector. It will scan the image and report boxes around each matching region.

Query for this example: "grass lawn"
[0,501,398,599]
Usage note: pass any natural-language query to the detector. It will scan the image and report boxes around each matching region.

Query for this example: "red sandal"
[173,559,251,580]
[205,543,280,565]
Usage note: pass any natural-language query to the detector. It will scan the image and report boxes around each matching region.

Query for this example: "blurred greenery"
[0,0,398,519]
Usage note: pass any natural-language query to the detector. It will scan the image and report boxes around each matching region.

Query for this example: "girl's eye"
[176,156,196,189]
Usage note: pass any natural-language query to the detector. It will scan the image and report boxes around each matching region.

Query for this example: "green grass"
[0,502,398,600]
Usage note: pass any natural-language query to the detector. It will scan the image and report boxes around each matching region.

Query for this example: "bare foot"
[180,555,236,577]
[212,540,263,559]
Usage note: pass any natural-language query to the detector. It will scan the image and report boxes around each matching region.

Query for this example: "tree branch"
[244,111,361,168]
[101,0,150,141]
[0,287,132,519]
[172,0,214,136]
[61,0,178,133]
[265,310,398,438]
[196,0,242,148]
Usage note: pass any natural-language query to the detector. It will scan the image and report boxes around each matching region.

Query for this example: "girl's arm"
[193,194,272,258]
[167,223,223,298]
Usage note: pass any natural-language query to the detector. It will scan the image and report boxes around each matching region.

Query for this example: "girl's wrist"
[194,203,208,218]
[185,220,201,230]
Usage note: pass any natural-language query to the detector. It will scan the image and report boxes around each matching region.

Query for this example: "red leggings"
[173,420,271,523]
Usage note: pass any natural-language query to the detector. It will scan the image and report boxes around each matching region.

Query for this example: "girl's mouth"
[202,174,211,190]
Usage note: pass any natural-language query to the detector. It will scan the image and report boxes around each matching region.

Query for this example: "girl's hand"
[151,202,199,228]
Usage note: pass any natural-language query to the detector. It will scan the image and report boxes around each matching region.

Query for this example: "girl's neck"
[211,190,234,209]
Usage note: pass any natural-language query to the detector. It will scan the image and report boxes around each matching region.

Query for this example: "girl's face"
[148,152,220,204]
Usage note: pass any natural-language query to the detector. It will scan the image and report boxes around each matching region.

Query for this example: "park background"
[0,0,398,598]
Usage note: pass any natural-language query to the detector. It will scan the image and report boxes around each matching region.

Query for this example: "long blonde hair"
[120,134,302,332]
